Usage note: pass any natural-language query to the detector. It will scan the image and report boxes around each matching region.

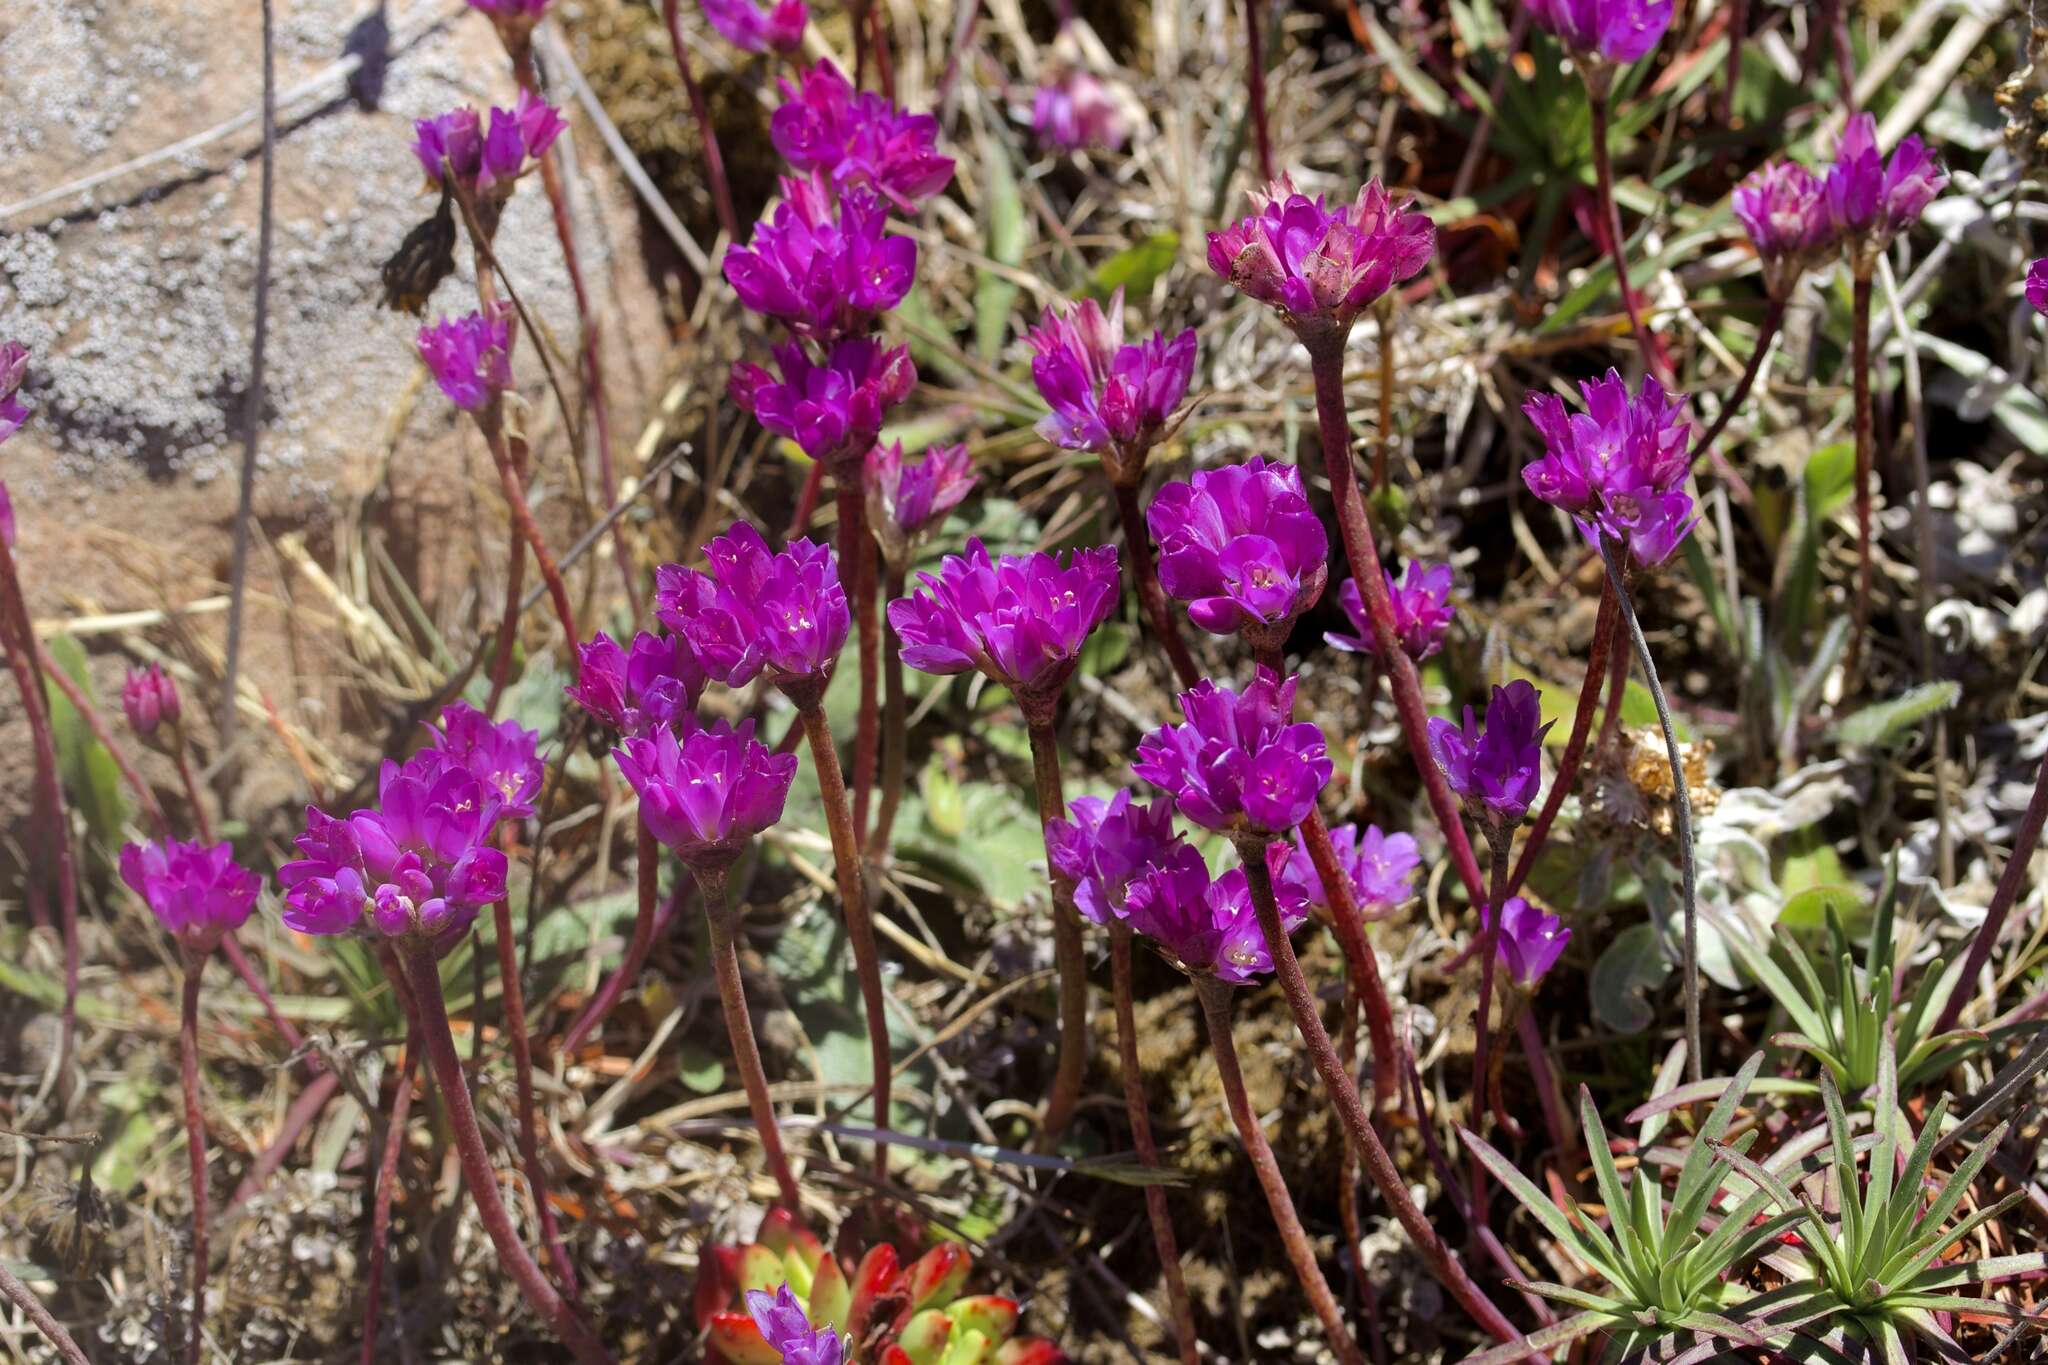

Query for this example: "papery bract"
[612,719,798,870]
[418,303,515,411]
[1326,561,1454,661]
[699,0,807,53]
[122,662,183,737]
[1521,367,1697,566]
[724,180,918,340]
[1025,291,1195,475]
[1147,457,1328,638]
[655,521,850,688]
[1046,790,1183,926]
[1123,844,1308,983]
[771,61,955,209]
[120,838,259,955]
[731,336,916,466]
[1426,680,1550,831]
[1490,896,1571,986]
[1133,668,1332,836]
[568,630,706,738]
[1206,176,1435,339]
[887,539,1120,704]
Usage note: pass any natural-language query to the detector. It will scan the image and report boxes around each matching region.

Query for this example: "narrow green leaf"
[971,128,1025,363]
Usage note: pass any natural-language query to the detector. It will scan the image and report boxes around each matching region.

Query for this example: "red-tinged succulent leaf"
[847,1244,902,1340]
[787,1221,826,1275]
[706,1311,783,1365]
[879,1348,917,1365]
[758,1208,801,1255]
[904,1243,973,1313]
[895,1308,954,1365]
[736,1243,788,1297]
[947,1296,1019,1343]
[941,1329,992,1365]
[992,1338,1067,1365]
[809,1250,852,1333]
[696,1245,744,1331]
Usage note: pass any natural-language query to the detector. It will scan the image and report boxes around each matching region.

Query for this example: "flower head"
[1032,69,1127,152]
[428,701,543,820]
[730,336,916,466]
[866,440,976,564]
[1123,845,1306,983]
[1146,457,1328,640]
[0,341,28,447]
[412,90,564,198]
[744,1284,843,1365]
[724,180,918,341]
[1490,896,1570,987]
[613,719,798,870]
[1133,668,1332,836]
[1206,177,1435,340]
[1731,160,1832,296]
[568,630,706,738]
[122,663,183,737]
[700,0,807,53]
[1426,680,1550,831]
[2029,259,2048,315]
[418,303,515,412]
[120,838,259,956]
[1025,291,1195,478]
[1326,561,1454,661]
[1281,823,1420,916]
[1823,114,1946,253]
[278,751,510,950]
[1521,367,1696,566]
[656,521,850,690]
[771,62,955,209]
[1046,790,1182,925]
[1522,0,1672,66]
[887,539,1120,704]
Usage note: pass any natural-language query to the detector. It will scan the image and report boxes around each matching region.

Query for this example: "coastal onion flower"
[1207,176,1435,343]
[730,337,916,467]
[1046,789,1182,925]
[744,1285,842,1365]
[1426,679,1550,832]
[1123,844,1308,983]
[1032,69,1127,152]
[1522,0,1672,67]
[771,61,956,209]
[122,663,183,737]
[888,539,1120,709]
[1731,160,1833,299]
[1025,291,1196,481]
[278,751,510,949]
[865,440,977,565]
[428,701,543,821]
[612,719,798,871]
[1326,562,1454,661]
[1522,367,1697,566]
[2029,259,2048,314]
[1147,457,1329,645]
[1133,668,1333,837]
[1281,822,1420,915]
[0,340,27,445]
[655,521,850,692]
[1489,896,1571,987]
[723,180,917,341]
[418,303,515,412]
[119,838,259,956]
[1824,114,1946,258]
[412,90,565,200]
[568,630,705,738]
[699,0,807,53]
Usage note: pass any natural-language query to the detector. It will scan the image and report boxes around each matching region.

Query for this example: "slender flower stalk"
[0,1261,88,1365]
[1242,0,1274,182]
[1506,581,1617,897]
[838,482,881,842]
[1026,715,1092,1145]
[873,562,911,850]
[697,863,807,1209]
[1375,296,1395,491]
[1293,814,1403,1113]
[1489,898,1572,1158]
[360,1031,420,1365]
[491,882,577,1297]
[178,963,208,1360]
[1933,748,2048,1036]
[1586,91,1670,383]
[662,0,744,244]
[1846,271,1875,686]
[1515,1006,1574,1168]
[225,1071,343,1211]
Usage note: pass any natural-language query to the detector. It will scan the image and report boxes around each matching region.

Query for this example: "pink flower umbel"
[568,630,706,738]
[1522,0,1672,66]
[888,538,1121,709]
[428,701,544,821]
[699,0,807,53]
[1123,844,1309,983]
[412,90,565,200]
[730,336,917,466]
[1489,896,1570,986]
[1731,160,1834,299]
[119,838,259,956]
[1281,822,1420,915]
[1147,457,1329,644]
[865,440,976,564]
[1032,69,1128,152]
[0,340,28,445]
[1824,113,1946,260]
[1522,367,1697,566]
[1026,290,1196,480]
[612,720,798,872]
[1426,679,1551,832]
[2030,259,2048,314]
[122,662,183,737]
[724,179,918,340]
[743,1284,843,1365]
[1134,668,1333,836]
[1206,176,1435,343]
[418,303,515,411]
[1046,789,1183,925]
[655,521,851,690]
[771,61,956,209]
[1327,561,1454,661]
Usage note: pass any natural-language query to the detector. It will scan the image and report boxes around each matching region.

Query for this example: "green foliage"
[972,127,1025,362]
[42,635,130,854]
[1082,232,1179,302]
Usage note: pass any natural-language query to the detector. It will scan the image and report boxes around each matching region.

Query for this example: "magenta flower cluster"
[120,838,260,956]
[1282,822,1420,915]
[730,337,917,465]
[1134,669,1332,836]
[1148,457,1328,640]
[1032,70,1127,153]
[745,1285,842,1365]
[724,180,918,342]
[699,0,807,53]
[1490,896,1571,987]
[1522,367,1696,566]
[122,662,183,737]
[412,90,565,199]
[656,521,851,688]
[771,61,955,210]
[1731,160,1831,294]
[1327,561,1454,661]
[1046,790,1181,926]
[613,720,799,871]
[1824,113,1946,252]
[1523,0,1672,65]
[1207,177,1435,337]
[430,702,546,821]
[1427,679,1551,831]
[418,303,516,412]
[569,630,707,738]
[1026,291,1196,472]
[1123,845,1309,983]
[889,539,1121,702]
[0,341,27,448]
[866,440,976,561]
[2030,259,2048,315]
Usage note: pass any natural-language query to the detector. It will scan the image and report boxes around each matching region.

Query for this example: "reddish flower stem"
[397,943,614,1365]
[0,1261,87,1365]
[1374,299,1395,493]
[659,0,741,246]
[1194,974,1363,1365]
[493,891,578,1299]
[560,824,660,1056]
[870,564,910,851]
[1718,0,1746,126]
[36,643,165,833]
[693,864,807,1210]
[1514,1005,1575,1173]
[1233,833,1522,1346]
[785,461,826,542]
[226,1070,342,1211]
[1845,270,1876,691]
[1109,926,1199,1365]
[1506,581,1618,899]
[1587,90,1672,387]
[1467,829,1512,1222]
[1934,747,2048,1036]
[796,701,892,1181]
[1595,576,1634,756]
[180,960,210,1364]
[487,537,528,716]
[1025,713,1090,1145]
[360,1031,420,1365]
[1301,809,1400,1115]
[482,419,581,654]
[1242,0,1275,183]
[1687,299,1786,476]
[837,482,881,844]
[1300,334,1488,912]
[868,2,896,102]
[1113,481,1201,690]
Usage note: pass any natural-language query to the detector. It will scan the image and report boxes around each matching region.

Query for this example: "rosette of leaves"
[1460,1052,1804,1364]
[695,1210,1064,1365]
[1709,1042,2048,1362]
